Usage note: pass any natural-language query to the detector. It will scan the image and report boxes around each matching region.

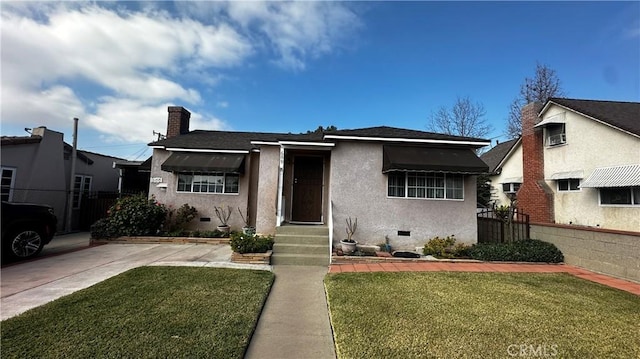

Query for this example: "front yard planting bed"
[90,236,230,245]
[1,267,274,359]
[325,272,640,359]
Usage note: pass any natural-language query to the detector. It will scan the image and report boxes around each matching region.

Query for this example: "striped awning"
[580,164,640,188]
[548,170,584,180]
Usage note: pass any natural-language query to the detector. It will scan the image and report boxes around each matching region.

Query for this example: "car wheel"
[6,229,44,259]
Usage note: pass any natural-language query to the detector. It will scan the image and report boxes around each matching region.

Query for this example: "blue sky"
[2,1,638,160]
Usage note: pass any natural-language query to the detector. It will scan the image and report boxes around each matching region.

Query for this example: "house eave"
[165,147,250,154]
[322,134,490,147]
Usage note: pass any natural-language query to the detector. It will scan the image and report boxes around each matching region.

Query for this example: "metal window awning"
[547,170,584,180]
[501,177,523,184]
[382,145,489,174]
[534,113,565,128]
[161,152,245,173]
[580,164,640,188]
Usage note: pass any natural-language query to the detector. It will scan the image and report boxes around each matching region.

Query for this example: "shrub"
[90,194,168,238]
[230,232,274,254]
[468,239,564,263]
[90,218,116,239]
[423,235,471,259]
[167,203,198,232]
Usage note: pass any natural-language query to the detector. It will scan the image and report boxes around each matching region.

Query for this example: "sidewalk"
[329,262,640,296]
[244,265,336,359]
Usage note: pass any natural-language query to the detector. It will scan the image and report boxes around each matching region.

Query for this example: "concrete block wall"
[531,223,640,283]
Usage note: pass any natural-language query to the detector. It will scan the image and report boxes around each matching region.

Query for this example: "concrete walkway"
[245,265,336,359]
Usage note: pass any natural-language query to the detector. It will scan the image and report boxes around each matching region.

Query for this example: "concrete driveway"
[1,233,263,321]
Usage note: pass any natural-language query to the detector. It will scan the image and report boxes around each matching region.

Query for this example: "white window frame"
[387,172,464,201]
[599,187,640,207]
[501,182,521,194]
[545,124,566,147]
[176,172,240,195]
[1,167,17,202]
[73,175,92,209]
[557,179,581,192]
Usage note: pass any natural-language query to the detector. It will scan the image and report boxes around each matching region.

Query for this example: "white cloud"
[1,1,361,144]
[217,101,229,108]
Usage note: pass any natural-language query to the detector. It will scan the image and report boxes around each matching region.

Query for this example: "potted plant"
[214,205,232,235]
[238,207,255,236]
[340,217,358,254]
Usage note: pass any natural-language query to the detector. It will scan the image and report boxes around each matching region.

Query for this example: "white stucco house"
[480,137,522,207]
[148,107,490,255]
[487,98,640,232]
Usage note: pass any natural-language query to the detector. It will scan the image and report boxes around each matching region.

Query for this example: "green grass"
[325,272,640,359]
[1,267,274,359]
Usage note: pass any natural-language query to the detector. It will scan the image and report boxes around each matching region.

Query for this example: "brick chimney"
[517,102,554,223]
[166,106,191,138]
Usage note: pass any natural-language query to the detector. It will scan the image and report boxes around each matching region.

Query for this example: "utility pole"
[66,118,78,232]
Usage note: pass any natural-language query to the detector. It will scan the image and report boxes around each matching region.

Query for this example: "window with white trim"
[600,187,640,206]
[557,179,580,192]
[1,167,16,202]
[388,172,464,200]
[546,124,566,146]
[177,172,239,194]
[73,175,92,208]
[502,182,521,194]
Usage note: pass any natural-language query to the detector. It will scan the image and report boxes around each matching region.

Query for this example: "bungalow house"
[148,107,490,260]
[1,126,123,230]
[489,98,639,232]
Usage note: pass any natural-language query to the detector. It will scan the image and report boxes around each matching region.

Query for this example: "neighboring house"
[113,157,152,194]
[503,98,640,232]
[148,107,490,249]
[481,138,522,207]
[1,126,123,230]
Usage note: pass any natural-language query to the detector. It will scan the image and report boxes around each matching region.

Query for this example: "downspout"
[65,118,78,232]
[275,145,285,227]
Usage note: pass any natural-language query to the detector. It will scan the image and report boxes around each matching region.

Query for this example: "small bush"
[90,218,116,239]
[230,232,274,254]
[423,235,471,258]
[167,203,198,232]
[468,239,564,263]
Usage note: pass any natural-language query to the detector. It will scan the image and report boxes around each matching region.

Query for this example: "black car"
[2,201,57,260]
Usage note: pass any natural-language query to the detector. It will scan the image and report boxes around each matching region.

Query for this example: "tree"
[505,63,565,138]
[427,96,492,139]
[306,125,337,134]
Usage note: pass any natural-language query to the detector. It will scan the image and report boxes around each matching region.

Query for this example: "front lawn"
[325,272,639,359]
[1,267,274,359]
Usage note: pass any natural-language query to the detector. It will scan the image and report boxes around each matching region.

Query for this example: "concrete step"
[275,234,328,245]
[273,243,329,255]
[276,225,329,236]
[271,253,329,266]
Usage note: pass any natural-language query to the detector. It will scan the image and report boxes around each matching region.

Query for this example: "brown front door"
[291,156,324,222]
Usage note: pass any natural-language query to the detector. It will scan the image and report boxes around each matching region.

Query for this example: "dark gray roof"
[1,135,42,146]
[480,138,520,173]
[326,126,488,143]
[547,98,640,136]
[149,126,489,151]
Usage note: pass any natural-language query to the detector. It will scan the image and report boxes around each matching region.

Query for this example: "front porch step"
[273,243,328,255]
[271,253,330,266]
[274,234,328,245]
[273,225,330,266]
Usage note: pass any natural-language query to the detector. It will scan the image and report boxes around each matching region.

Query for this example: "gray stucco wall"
[531,223,640,283]
[329,142,479,250]
[255,146,280,235]
[148,149,251,232]
[1,129,68,229]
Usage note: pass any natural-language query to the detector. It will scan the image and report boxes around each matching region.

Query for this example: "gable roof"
[542,98,640,137]
[149,126,490,151]
[480,138,520,173]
